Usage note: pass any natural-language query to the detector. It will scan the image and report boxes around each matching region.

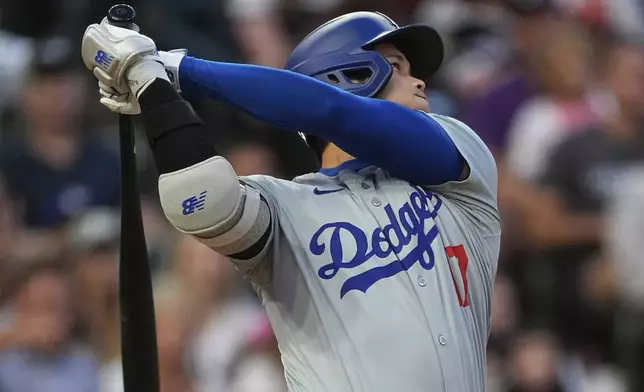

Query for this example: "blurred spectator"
[506,330,567,392]
[602,0,644,39]
[505,19,599,182]
[606,172,644,391]
[0,0,86,110]
[487,274,520,392]
[0,261,99,392]
[0,39,121,262]
[0,31,32,112]
[154,286,199,392]
[0,0,87,40]
[528,38,644,363]
[162,236,286,392]
[462,0,561,155]
[140,0,241,62]
[489,274,520,355]
[225,0,292,67]
[0,181,14,266]
[66,208,120,366]
[416,0,508,101]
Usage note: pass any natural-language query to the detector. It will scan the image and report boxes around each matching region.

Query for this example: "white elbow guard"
[158,156,261,248]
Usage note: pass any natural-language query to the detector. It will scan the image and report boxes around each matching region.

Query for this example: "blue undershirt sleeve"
[178,56,463,185]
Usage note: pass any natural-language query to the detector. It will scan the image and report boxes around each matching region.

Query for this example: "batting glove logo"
[95,50,114,69]
[181,191,207,215]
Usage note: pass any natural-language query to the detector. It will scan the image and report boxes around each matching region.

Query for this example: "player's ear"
[375,77,394,100]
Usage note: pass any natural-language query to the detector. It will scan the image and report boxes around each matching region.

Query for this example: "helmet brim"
[363,24,444,81]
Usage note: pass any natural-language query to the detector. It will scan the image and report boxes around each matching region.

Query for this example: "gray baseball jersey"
[233,114,500,392]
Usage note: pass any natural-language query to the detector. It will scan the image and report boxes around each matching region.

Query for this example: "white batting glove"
[98,81,141,115]
[81,17,169,99]
[158,49,187,92]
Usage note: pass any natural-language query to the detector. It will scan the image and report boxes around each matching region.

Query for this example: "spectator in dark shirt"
[529,38,644,364]
[0,41,120,262]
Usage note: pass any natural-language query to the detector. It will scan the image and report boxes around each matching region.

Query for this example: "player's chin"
[410,95,430,112]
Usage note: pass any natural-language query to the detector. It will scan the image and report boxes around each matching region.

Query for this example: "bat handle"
[105,4,138,128]
[107,4,137,30]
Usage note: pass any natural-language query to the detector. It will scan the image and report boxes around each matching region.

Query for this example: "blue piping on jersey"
[319,159,370,177]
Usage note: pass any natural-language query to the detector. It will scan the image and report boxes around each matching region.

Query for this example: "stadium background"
[0,0,643,391]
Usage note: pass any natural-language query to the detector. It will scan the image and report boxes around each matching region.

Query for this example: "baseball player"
[82,11,500,392]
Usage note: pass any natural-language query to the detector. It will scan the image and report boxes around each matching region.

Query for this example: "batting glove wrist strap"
[126,58,170,98]
[158,49,187,92]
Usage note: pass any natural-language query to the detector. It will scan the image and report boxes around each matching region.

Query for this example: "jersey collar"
[319,159,370,177]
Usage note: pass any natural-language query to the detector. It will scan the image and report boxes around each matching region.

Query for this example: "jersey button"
[438,335,447,346]
[371,197,382,206]
[417,276,427,287]
[361,182,371,190]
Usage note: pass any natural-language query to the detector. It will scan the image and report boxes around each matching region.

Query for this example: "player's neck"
[320,144,354,169]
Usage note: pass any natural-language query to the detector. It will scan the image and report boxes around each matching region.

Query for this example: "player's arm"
[165,55,462,186]
[138,78,275,278]
[80,19,276,280]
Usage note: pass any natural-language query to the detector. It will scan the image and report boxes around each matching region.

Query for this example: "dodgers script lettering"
[310,186,443,298]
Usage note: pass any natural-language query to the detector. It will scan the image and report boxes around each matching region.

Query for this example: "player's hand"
[158,49,187,92]
[98,81,141,115]
[81,17,169,99]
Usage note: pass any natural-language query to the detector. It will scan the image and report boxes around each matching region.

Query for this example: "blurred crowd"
[0,0,643,391]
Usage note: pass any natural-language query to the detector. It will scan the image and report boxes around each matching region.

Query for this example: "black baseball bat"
[106,4,160,392]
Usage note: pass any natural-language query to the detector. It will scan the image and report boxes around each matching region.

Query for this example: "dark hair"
[28,37,76,79]
[506,0,555,16]
[306,135,330,162]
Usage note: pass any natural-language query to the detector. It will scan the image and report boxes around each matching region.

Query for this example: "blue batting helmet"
[285,11,444,98]
[286,12,444,155]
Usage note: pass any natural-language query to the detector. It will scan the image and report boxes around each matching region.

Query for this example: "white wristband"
[127,58,170,98]
[159,49,187,92]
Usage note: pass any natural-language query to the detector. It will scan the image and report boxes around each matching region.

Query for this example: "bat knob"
[107,4,136,29]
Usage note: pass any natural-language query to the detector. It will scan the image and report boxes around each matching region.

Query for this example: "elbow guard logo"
[182,191,207,215]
